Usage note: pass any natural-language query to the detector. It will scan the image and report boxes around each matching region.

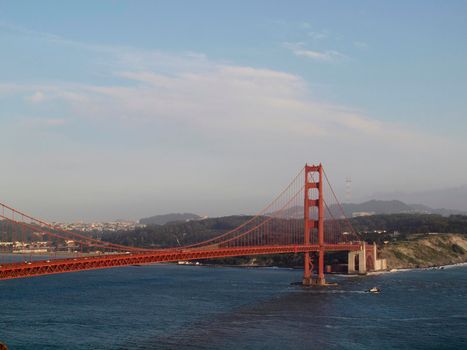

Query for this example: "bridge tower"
[302,164,325,286]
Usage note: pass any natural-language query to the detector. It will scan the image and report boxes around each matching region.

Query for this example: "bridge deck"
[0,244,361,280]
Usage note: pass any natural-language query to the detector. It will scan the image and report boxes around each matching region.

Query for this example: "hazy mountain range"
[336,200,467,218]
[140,198,466,226]
[139,213,202,225]
[263,199,466,220]
[368,185,467,213]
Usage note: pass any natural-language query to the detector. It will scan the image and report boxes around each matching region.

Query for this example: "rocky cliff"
[381,234,467,269]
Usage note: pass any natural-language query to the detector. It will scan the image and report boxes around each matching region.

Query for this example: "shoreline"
[172,260,467,274]
[367,261,467,275]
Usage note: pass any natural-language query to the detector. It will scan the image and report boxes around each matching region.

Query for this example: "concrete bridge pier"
[348,243,387,274]
[348,244,367,274]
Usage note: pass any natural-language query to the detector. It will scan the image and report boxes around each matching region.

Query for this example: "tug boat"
[368,287,381,294]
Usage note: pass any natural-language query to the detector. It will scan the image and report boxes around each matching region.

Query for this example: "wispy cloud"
[26,91,46,103]
[307,31,328,40]
[294,49,345,61]
[0,25,444,148]
[0,20,61,42]
[5,63,425,146]
[353,41,369,49]
[0,25,437,146]
[283,42,347,62]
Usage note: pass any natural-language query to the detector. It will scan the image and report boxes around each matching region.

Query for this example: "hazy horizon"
[1,1,467,221]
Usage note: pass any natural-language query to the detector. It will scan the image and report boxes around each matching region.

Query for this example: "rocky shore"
[380,233,467,269]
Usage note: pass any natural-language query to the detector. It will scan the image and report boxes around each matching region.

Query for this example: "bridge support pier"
[318,248,325,284]
[348,243,387,274]
[302,252,326,286]
[302,278,326,286]
[348,245,367,274]
[303,251,312,285]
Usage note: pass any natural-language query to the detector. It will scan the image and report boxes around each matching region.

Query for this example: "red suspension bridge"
[0,164,382,285]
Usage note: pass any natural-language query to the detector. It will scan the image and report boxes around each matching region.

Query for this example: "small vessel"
[368,287,381,293]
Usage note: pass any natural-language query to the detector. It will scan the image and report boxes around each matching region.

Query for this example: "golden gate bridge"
[0,164,383,285]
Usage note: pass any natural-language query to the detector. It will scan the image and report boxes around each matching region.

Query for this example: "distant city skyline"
[1,1,466,221]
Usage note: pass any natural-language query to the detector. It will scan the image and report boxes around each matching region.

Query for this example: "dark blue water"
[0,264,466,349]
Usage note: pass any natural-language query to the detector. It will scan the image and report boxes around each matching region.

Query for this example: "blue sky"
[1,1,466,221]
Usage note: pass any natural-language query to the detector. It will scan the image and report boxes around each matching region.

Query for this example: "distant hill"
[331,200,467,218]
[371,185,467,213]
[267,199,466,220]
[139,213,202,226]
[335,200,415,217]
[104,215,252,248]
[406,203,467,217]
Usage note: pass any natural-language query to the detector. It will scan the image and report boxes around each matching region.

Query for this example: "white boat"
[368,287,381,293]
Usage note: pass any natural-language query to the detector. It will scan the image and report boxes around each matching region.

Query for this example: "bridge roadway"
[0,243,362,280]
